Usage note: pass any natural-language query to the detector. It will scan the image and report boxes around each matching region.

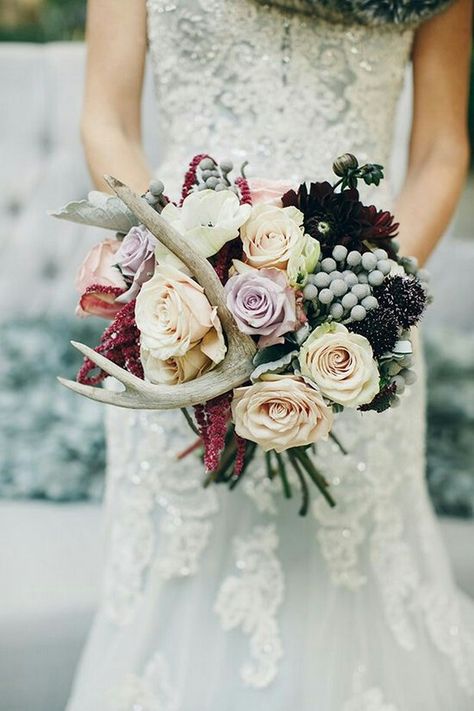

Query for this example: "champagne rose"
[135,263,226,369]
[231,375,333,452]
[299,323,380,408]
[240,203,305,270]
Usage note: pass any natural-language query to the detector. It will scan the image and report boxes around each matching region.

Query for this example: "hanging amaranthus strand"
[235,175,252,205]
[202,392,232,472]
[180,153,211,204]
[234,434,247,477]
[77,300,143,385]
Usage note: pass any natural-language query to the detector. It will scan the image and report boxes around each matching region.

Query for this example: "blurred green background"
[0,0,86,42]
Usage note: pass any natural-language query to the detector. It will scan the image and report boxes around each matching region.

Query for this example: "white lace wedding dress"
[67,1,474,709]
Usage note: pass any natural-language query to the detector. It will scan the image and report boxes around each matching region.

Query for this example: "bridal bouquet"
[55,153,429,514]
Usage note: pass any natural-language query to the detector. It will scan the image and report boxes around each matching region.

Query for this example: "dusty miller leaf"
[49,190,139,233]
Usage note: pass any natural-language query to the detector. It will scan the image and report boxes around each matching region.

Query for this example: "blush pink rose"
[247,178,297,207]
[75,239,127,319]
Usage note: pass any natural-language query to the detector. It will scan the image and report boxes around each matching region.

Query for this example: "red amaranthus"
[77,300,143,385]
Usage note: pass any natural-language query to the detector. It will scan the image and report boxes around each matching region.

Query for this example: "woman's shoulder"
[253,0,456,27]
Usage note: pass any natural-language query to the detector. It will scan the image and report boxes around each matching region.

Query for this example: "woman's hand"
[395,0,472,265]
[81,0,151,193]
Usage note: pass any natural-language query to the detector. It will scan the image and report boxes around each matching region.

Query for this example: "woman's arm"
[81,0,151,193]
[394,0,472,265]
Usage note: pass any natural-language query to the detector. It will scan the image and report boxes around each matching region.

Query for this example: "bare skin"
[82,0,472,263]
[394,0,472,264]
[81,0,150,192]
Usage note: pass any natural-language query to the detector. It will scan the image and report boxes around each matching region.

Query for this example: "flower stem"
[273,451,292,499]
[265,451,277,480]
[176,437,202,460]
[180,407,200,436]
[329,431,348,456]
[293,448,336,508]
[287,451,309,516]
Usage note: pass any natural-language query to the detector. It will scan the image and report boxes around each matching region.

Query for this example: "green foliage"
[425,329,474,518]
[0,0,86,43]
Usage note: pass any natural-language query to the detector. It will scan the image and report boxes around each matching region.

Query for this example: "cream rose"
[135,263,226,370]
[231,375,333,453]
[140,341,217,385]
[157,189,251,269]
[240,203,305,270]
[299,323,380,408]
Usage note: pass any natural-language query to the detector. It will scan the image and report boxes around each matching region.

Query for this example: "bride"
[68,1,474,709]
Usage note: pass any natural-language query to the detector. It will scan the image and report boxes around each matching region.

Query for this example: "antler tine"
[70,341,145,388]
[57,377,136,407]
[59,356,254,410]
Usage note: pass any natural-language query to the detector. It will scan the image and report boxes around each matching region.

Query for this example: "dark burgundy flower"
[347,306,400,358]
[375,276,427,329]
[283,181,398,256]
[358,204,399,242]
[358,381,397,413]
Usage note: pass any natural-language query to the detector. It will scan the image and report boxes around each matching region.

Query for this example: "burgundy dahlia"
[358,204,399,242]
[283,181,398,256]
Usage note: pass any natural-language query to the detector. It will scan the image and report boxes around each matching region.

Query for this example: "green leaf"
[252,342,297,368]
[251,344,298,382]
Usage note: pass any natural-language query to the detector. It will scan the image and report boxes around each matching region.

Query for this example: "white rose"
[299,323,380,408]
[140,341,218,385]
[156,189,251,268]
[135,263,226,366]
[240,203,305,270]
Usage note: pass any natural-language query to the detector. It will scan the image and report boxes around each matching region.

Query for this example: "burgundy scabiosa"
[347,306,400,358]
[375,275,427,329]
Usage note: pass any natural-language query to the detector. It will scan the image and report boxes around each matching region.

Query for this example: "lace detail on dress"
[108,652,180,711]
[242,453,282,515]
[214,524,284,688]
[147,0,413,196]
[343,666,398,711]
[103,407,218,625]
[416,585,474,696]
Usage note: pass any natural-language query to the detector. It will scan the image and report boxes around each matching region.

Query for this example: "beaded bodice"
[146,0,418,195]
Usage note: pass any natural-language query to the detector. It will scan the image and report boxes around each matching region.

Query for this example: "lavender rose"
[115,225,157,303]
[225,267,297,347]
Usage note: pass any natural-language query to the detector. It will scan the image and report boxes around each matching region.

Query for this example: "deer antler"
[58,176,256,409]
